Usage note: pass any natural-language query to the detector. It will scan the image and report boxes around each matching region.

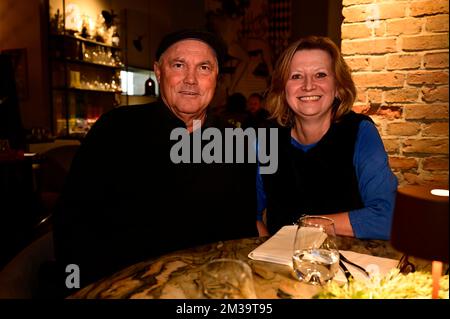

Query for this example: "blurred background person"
[219,92,252,128]
[247,92,269,127]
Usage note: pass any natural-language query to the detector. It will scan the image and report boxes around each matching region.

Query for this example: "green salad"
[315,269,449,299]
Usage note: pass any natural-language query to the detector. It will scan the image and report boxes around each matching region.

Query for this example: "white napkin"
[335,250,399,283]
[248,225,399,283]
[249,225,298,266]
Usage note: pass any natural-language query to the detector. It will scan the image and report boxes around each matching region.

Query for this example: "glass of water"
[292,216,339,285]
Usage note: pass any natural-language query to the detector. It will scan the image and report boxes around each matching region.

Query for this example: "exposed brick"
[340,0,450,198]
[423,157,449,170]
[385,88,419,103]
[343,3,407,23]
[352,104,370,114]
[425,15,449,32]
[376,2,408,20]
[402,34,449,51]
[343,0,373,6]
[386,122,421,136]
[342,23,372,39]
[383,138,400,153]
[386,18,423,36]
[394,172,405,184]
[423,52,449,69]
[407,71,449,86]
[389,156,419,170]
[403,138,449,154]
[404,172,449,188]
[376,105,402,119]
[343,6,369,23]
[387,53,422,70]
[422,86,449,103]
[356,89,366,103]
[370,56,386,71]
[368,89,383,104]
[404,104,449,120]
[345,56,370,71]
[403,173,420,184]
[423,122,449,136]
[410,0,449,17]
[353,72,404,87]
[364,102,382,115]
[370,117,383,130]
[374,21,386,37]
[342,38,397,55]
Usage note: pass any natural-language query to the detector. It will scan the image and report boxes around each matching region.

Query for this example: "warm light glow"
[87,118,99,123]
[431,261,443,299]
[430,189,449,197]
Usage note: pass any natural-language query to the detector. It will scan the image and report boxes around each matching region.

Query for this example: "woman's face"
[285,49,337,121]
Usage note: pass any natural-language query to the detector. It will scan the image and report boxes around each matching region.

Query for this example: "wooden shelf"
[52,57,123,70]
[51,32,121,50]
[53,87,122,94]
[49,16,124,138]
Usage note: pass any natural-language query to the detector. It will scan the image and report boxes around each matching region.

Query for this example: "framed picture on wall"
[1,48,29,101]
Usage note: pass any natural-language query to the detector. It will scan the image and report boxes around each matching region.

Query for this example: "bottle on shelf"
[144,76,156,96]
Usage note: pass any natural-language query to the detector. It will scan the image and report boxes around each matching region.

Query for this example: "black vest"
[262,111,373,234]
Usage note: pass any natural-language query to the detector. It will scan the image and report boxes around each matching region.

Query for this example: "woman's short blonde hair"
[266,36,356,127]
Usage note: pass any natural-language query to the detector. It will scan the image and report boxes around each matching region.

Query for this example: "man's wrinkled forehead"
[155,29,226,69]
[159,39,217,62]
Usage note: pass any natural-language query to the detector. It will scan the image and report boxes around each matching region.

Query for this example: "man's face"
[154,39,218,124]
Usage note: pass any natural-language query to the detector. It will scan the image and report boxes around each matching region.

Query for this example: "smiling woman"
[257,35,398,241]
[286,49,338,144]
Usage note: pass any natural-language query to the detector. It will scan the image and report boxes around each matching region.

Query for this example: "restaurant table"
[69,235,428,299]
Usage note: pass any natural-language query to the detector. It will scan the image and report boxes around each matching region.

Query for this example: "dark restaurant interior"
[0,0,448,300]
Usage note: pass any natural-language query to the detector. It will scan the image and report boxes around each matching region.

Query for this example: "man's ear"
[154,61,161,83]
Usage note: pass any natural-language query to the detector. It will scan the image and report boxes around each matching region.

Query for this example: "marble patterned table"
[69,236,412,299]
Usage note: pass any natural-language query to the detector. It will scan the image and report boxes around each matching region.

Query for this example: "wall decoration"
[205,0,291,101]
[268,0,291,58]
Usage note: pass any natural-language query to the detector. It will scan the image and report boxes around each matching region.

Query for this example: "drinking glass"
[292,216,339,285]
[199,258,257,299]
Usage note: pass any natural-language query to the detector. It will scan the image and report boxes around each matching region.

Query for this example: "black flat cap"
[155,29,227,71]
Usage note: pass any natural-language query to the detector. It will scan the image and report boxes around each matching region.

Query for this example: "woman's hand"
[321,212,355,237]
[256,220,270,237]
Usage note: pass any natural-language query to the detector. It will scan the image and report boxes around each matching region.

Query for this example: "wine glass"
[199,259,257,299]
[292,216,339,285]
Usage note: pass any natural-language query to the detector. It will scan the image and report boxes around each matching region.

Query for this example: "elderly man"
[53,30,257,293]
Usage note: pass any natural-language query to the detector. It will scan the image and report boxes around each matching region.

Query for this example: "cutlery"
[339,260,353,281]
[339,253,370,277]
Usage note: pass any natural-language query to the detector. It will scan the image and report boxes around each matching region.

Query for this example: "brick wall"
[341,0,449,188]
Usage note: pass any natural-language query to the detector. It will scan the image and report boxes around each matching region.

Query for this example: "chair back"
[39,145,79,193]
[0,231,54,298]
